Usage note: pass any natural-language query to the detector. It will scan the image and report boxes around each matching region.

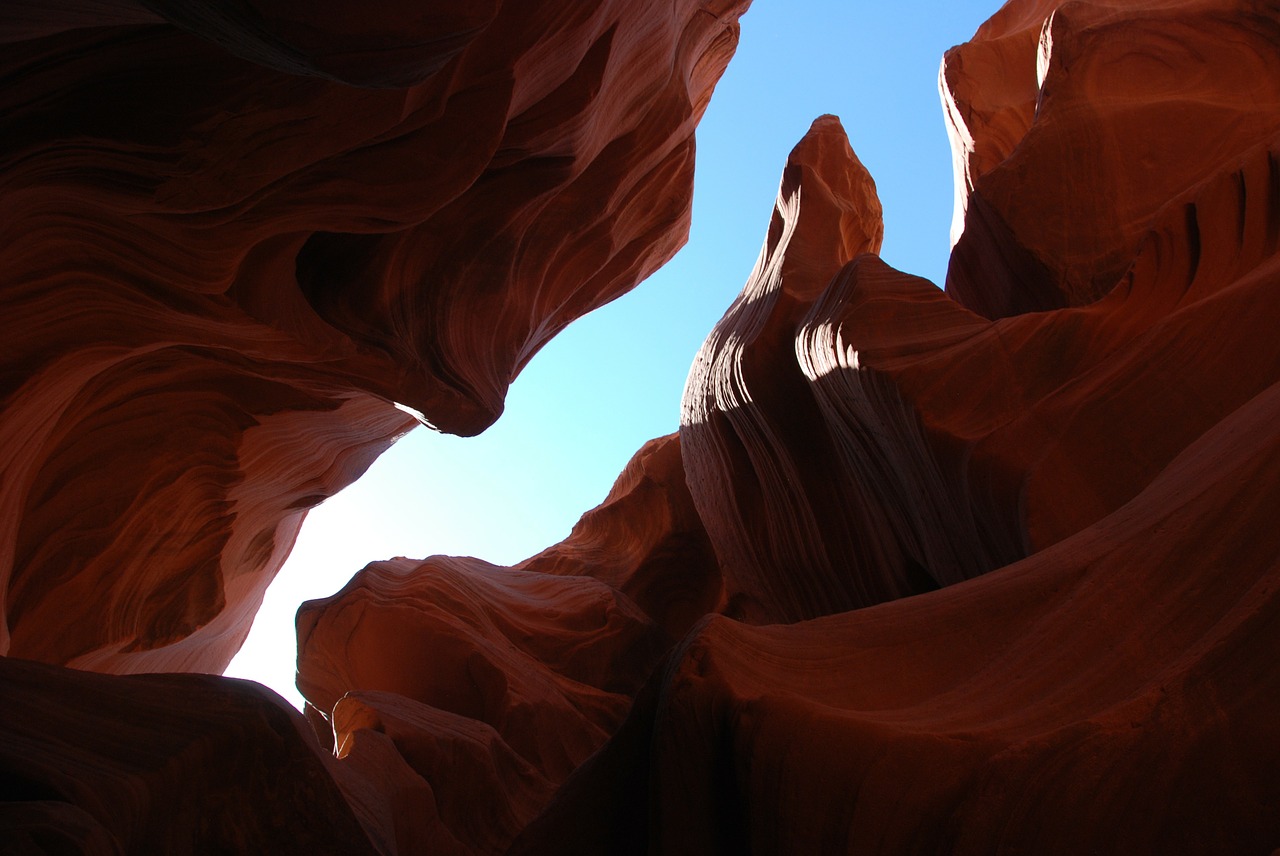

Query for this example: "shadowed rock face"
[655,385,1280,852]
[0,0,747,674]
[294,433,724,852]
[0,655,379,855]
[680,114,917,624]
[944,0,1280,317]
[4,0,1280,853]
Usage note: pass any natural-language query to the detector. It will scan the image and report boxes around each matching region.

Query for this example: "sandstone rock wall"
[0,0,747,675]
[944,0,1280,317]
[3,0,1279,852]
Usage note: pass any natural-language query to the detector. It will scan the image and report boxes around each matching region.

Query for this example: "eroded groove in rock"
[4,0,1280,852]
[0,0,749,673]
[653,377,1280,854]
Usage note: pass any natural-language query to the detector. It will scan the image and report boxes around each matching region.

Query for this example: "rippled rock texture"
[5,0,1280,853]
[943,0,1280,316]
[295,433,723,852]
[0,0,747,675]
[300,0,1280,851]
[660,0,1280,849]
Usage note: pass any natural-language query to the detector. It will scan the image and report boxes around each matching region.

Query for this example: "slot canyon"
[2,0,1278,853]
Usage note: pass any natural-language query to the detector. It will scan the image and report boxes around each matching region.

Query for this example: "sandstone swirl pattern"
[3,0,1280,853]
[0,0,747,675]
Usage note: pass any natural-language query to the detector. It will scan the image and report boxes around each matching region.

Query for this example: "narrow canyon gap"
[2,1,1279,853]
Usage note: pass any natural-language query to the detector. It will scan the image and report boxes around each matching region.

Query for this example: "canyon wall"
[0,0,746,675]
[3,0,1279,853]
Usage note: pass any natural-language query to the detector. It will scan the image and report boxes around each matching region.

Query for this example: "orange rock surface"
[302,2,1280,849]
[0,0,747,674]
[682,122,1280,629]
[295,433,722,852]
[654,382,1280,851]
[944,0,1280,317]
[4,0,1280,852]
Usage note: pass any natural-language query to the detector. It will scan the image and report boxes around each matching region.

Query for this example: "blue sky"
[226,0,1002,705]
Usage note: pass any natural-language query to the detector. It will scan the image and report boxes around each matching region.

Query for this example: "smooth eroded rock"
[0,656,379,854]
[297,434,722,852]
[0,0,749,673]
[653,375,1280,854]
[944,0,1280,316]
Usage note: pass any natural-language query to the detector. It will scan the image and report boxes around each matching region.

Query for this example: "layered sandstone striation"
[300,1,1280,851]
[647,0,1280,850]
[654,386,1280,851]
[0,0,748,674]
[294,433,723,852]
[944,0,1280,317]
[4,0,1280,853]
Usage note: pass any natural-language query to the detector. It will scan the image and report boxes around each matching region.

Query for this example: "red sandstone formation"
[294,433,722,852]
[944,0,1280,317]
[516,434,723,641]
[0,0,748,674]
[0,654,378,854]
[655,1,1280,849]
[506,122,1280,853]
[678,114,1026,624]
[306,2,1280,849]
[683,121,1280,628]
[653,378,1280,854]
[4,0,1280,853]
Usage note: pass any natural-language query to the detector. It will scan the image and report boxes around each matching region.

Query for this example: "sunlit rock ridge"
[3,0,1279,853]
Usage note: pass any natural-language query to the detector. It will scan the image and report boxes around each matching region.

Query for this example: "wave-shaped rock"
[296,433,722,852]
[322,2,1280,850]
[3,0,1280,852]
[944,0,1280,317]
[516,433,723,639]
[653,375,1280,853]
[0,0,748,673]
[680,114,910,623]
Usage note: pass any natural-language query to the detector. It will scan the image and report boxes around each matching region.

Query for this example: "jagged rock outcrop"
[0,0,748,674]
